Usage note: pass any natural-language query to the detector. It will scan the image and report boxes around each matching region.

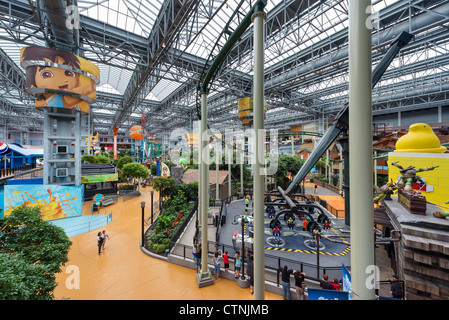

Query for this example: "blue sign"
[308,288,349,300]
[342,263,352,300]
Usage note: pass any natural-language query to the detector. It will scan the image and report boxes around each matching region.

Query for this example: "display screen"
[20,46,100,114]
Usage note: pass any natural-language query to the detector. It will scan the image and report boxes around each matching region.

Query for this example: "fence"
[50,210,113,238]
[308,194,345,218]
[0,164,37,178]
[168,240,343,286]
[120,189,141,202]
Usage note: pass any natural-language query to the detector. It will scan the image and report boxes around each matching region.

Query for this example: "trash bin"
[165,249,169,256]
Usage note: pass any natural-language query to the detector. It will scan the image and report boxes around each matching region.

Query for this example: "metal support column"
[252,9,266,300]
[197,92,213,287]
[349,0,375,300]
[43,108,50,185]
[75,111,81,185]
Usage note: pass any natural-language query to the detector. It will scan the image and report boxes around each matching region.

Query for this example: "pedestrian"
[320,274,333,290]
[245,197,249,208]
[97,232,103,255]
[101,230,110,250]
[247,255,254,294]
[195,244,202,272]
[331,278,341,291]
[212,249,222,281]
[223,251,229,273]
[314,184,318,194]
[234,251,242,279]
[232,231,238,249]
[279,265,294,300]
[302,218,308,231]
[294,270,306,300]
[386,274,403,299]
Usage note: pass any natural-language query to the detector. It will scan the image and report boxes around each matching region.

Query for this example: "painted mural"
[2,184,83,221]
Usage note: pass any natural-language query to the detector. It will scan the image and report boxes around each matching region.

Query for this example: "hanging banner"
[81,173,118,184]
[307,288,349,300]
[342,263,352,300]
[161,162,170,177]
[20,46,100,114]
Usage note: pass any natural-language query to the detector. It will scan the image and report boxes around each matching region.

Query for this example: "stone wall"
[384,197,449,299]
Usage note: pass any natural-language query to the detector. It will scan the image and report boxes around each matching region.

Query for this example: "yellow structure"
[237,96,267,126]
[388,123,448,209]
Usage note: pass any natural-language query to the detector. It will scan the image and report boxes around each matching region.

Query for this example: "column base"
[196,270,214,288]
[237,275,250,288]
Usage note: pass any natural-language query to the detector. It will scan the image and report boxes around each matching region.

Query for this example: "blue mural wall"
[2,184,83,221]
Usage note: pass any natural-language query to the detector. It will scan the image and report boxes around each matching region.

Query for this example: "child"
[273,226,281,241]
[234,251,242,279]
[223,251,229,273]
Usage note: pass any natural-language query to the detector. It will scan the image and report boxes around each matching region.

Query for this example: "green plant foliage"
[273,155,306,187]
[146,190,195,253]
[0,206,72,300]
[96,155,110,163]
[121,162,149,179]
[116,155,133,170]
[168,182,198,202]
[81,154,98,163]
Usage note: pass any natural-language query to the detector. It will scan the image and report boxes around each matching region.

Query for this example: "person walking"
[101,230,110,250]
[279,265,294,300]
[97,232,104,255]
[234,251,242,279]
[314,184,318,194]
[212,249,222,281]
[294,270,306,300]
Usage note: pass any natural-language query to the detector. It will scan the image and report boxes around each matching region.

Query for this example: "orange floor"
[54,187,282,300]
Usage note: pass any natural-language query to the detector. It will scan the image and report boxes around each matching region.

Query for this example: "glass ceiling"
[1,0,447,128]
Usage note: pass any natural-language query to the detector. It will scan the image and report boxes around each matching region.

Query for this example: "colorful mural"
[2,184,83,221]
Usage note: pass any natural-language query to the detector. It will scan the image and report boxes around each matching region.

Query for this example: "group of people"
[278,265,307,300]
[96,230,110,255]
[192,245,256,294]
[320,274,341,291]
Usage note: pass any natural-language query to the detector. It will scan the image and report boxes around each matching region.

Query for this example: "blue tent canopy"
[0,143,43,169]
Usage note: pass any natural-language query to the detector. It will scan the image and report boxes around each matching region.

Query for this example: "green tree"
[96,155,110,163]
[153,176,176,199]
[81,154,98,163]
[121,162,150,190]
[0,206,72,300]
[116,155,133,170]
[274,155,306,188]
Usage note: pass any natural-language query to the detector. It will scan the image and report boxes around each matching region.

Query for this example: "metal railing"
[168,240,343,286]
[53,210,113,237]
